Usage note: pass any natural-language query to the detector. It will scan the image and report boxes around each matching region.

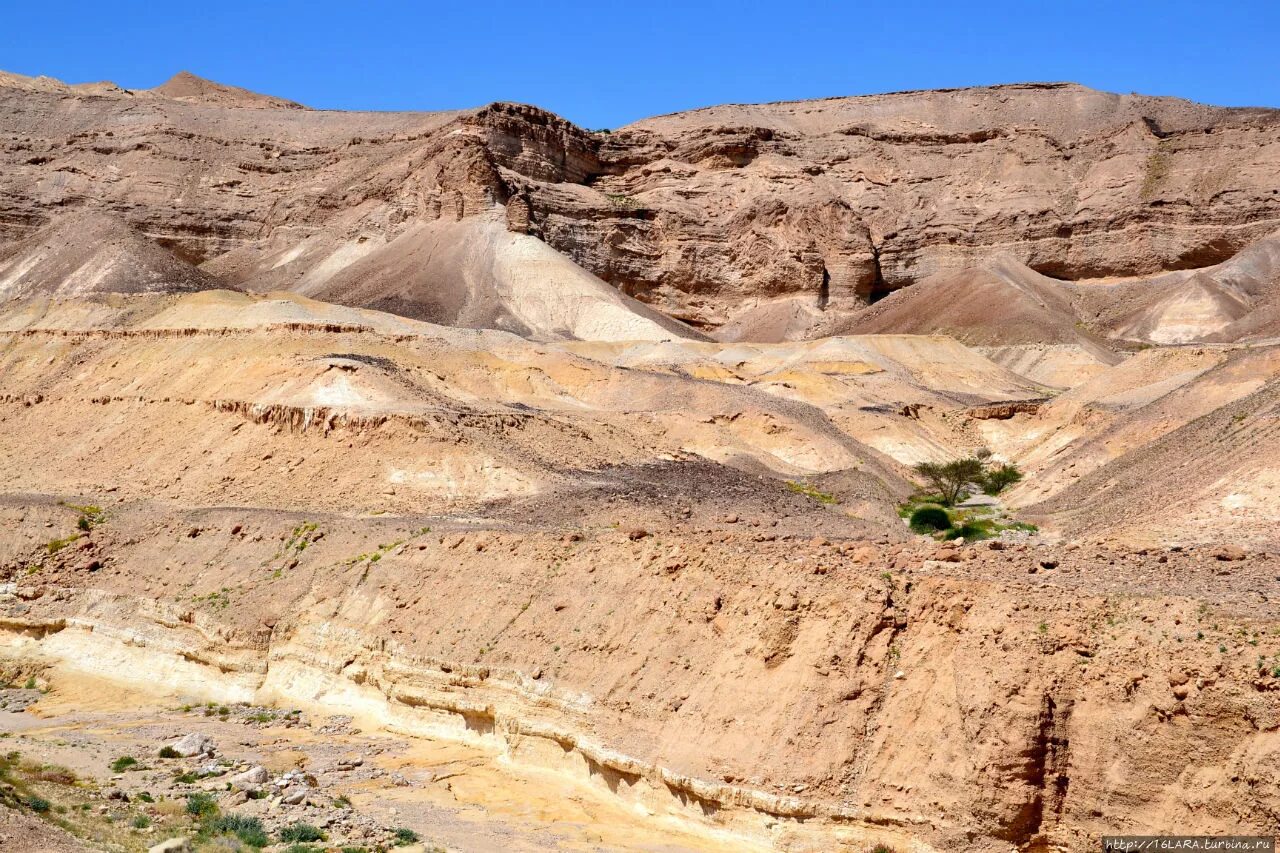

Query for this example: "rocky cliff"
[3,73,1279,336]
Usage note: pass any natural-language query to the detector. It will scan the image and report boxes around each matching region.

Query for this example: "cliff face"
[4,507,1280,853]
[3,74,1280,335]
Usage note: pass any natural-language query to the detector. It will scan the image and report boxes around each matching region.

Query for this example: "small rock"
[627,528,650,541]
[148,839,191,853]
[1211,545,1247,562]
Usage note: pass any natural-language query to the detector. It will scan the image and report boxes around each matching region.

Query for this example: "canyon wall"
[2,506,1278,852]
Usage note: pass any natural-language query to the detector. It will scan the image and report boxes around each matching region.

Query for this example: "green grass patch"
[109,756,138,773]
[393,827,421,846]
[785,481,838,505]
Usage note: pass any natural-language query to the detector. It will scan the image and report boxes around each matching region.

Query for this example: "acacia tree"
[981,463,1023,494]
[913,457,985,506]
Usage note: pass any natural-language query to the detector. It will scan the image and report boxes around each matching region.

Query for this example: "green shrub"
[908,506,951,533]
[23,677,36,690]
[110,756,138,773]
[131,814,151,829]
[25,795,51,813]
[206,813,269,847]
[279,822,326,843]
[393,827,421,846]
[185,791,218,817]
[158,746,180,759]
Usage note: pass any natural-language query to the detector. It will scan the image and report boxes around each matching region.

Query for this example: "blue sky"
[3,1,1278,128]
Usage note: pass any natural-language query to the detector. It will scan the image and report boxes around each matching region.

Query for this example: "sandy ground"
[1,673,767,852]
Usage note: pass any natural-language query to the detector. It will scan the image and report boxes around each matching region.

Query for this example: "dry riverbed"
[0,676,755,852]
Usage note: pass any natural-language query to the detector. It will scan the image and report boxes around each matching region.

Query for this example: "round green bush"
[908,506,951,532]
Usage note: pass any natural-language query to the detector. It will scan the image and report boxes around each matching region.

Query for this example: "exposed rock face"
[3,74,1279,336]
[4,510,1280,852]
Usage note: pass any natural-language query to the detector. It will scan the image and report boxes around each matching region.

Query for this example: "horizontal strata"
[3,78,1280,335]
[0,589,924,851]
[3,503,1280,851]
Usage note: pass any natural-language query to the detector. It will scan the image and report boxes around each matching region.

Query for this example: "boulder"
[229,765,269,790]
[168,733,215,758]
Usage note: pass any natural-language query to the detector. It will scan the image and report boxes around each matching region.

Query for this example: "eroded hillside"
[2,71,1279,853]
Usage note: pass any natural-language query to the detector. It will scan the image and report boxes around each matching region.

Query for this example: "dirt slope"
[0,211,223,298]
[207,214,705,341]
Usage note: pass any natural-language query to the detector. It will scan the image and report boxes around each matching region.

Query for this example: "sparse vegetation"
[393,827,421,845]
[913,455,1024,506]
[603,192,638,209]
[45,534,80,554]
[185,791,218,816]
[109,755,138,773]
[786,480,838,505]
[980,463,1023,494]
[63,502,106,531]
[279,821,327,843]
[908,505,951,533]
[902,455,1032,540]
[203,812,270,847]
[158,745,180,758]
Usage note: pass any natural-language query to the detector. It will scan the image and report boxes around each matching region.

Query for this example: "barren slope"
[0,211,223,298]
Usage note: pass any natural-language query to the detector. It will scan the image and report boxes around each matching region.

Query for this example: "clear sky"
[4,0,1278,128]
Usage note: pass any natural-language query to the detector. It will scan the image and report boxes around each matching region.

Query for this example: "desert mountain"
[3,74,1280,339]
